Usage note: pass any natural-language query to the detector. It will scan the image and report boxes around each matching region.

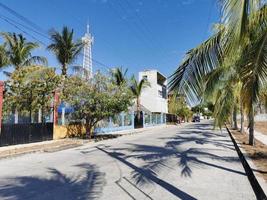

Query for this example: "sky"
[0,0,220,80]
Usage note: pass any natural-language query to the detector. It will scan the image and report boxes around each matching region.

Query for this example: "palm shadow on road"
[0,163,106,200]
[96,123,246,198]
[96,146,198,200]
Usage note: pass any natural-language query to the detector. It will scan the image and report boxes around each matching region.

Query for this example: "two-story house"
[138,69,168,117]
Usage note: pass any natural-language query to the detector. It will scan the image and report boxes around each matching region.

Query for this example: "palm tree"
[47,26,83,78]
[130,76,150,119]
[111,67,128,86]
[1,32,47,70]
[0,45,9,68]
[169,0,267,145]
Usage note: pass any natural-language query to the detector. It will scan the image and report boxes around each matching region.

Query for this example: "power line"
[47,2,129,66]
[0,13,50,40]
[0,2,115,72]
[0,2,47,34]
[0,15,47,46]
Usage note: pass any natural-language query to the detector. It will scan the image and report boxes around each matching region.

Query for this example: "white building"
[139,70,168,114]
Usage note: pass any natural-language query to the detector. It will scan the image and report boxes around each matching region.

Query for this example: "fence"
[0,123,53,147]
[94,112,134,135]
[143,112,166,127]
[166,114,178,124]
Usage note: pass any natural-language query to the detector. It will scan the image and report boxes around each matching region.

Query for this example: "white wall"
[139,70,168,113]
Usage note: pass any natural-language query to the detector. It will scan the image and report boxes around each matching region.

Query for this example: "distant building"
[138,69,168,114]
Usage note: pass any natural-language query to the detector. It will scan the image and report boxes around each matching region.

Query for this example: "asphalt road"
[0,121,256,200]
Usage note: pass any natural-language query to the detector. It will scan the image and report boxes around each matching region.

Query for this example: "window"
[162,86,167,99]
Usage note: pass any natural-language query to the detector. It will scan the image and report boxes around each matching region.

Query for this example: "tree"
[1,32,47,70]
[4,66,60,123]
[169,0,267,145]
[0,45,9,68]
[259,84,267,111]
[176,96,192,122]
[130,76,150,119]
[168,91,194,122]
[62,73,132,138]
[111,67,128,86]
[47,26,83,78]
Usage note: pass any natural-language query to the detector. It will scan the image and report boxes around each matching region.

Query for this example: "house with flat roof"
[139,69,168,114]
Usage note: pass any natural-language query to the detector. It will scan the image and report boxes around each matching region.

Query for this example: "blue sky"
[0,0,220,79]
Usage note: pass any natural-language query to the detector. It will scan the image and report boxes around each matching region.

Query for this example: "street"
[0,121,256,200]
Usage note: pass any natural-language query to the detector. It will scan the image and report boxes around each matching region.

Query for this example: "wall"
[139,70,168,113]
[94,112,135,135]
[53,124,86,139]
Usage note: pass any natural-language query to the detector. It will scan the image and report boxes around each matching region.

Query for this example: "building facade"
[139,70,168,114]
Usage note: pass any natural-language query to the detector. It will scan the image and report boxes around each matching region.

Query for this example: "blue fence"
[94,112,135,134]
[94,111,166,135]
[143,112,166,128]
[57,104,167,135]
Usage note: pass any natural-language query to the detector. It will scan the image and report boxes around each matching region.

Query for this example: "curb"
[0,125,179,159]
[94,124,170,136]
[0,139,85,160]
[226,126,267,200]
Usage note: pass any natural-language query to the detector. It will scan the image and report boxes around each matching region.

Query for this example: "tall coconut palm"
[111,67,128,86]
[130,76,150,119]
[1,32,47,70]
[47,26,83,78]
[169,0,267,145]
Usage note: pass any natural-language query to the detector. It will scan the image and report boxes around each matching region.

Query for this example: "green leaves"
[168,92,192,120]
[169,0,267,131]
[1,32,47,69]
[168,31,223,105]
[4,66,60,122]
[62,73,133,136]
[111,67,128,86]
[47,26,83,77]
[0,45,9,68]
[130,76,150,98]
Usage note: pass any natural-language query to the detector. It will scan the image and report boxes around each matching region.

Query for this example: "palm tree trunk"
[233,104,238,130]
[230,110,234,129]
[62,63,67,78]
[240,101,244,133]
[248,105,255,146]
[137,97,140,120]
[85,117,96,139]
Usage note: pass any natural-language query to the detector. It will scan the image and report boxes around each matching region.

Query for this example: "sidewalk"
[253,130,267,145]
[0,139,86,159]
[0,124,177,159]
[238,123,267,145]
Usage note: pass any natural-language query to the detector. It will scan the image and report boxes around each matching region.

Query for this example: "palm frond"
[221,0,250,44]
[213,84,236,128]
[241,24,267,112]
[22,56,48,66]
[1,32,43,69]
[47,26,83,77]
[130,76,150,97]
[0,45,9,67]
[168,31,223,105]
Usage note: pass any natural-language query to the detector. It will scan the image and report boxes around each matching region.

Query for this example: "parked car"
[192,116,200,122]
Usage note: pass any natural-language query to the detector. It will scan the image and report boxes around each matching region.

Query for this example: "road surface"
[0,121,256,200]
